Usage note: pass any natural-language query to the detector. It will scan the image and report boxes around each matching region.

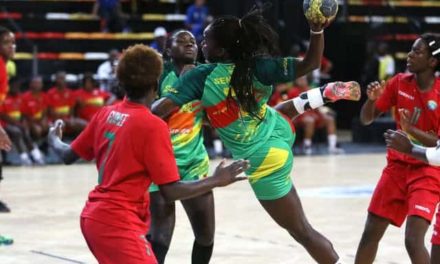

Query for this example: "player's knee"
[405,235,424,254]
[195,233,214,246]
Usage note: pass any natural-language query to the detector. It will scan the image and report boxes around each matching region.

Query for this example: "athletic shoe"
[322,81,361,102]
[328,147,345,155]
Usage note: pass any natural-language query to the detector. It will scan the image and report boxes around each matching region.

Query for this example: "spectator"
[150,27,168,54]
[46,71,86,136]
[185,0,210,42]
[97,49,119,92]
[21,76,49,144]
[377,42,395,81]
[0,78,45,165]
[270,76,344,155]
[362,41,395,86]
[92,0,127,32]
[75,73,114,122]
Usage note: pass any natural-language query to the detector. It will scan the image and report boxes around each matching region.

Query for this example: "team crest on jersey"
[427,100,438,111]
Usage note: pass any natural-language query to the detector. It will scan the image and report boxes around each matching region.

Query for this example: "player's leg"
[405,168,440,264]
[181,191,215,264]
[431,209,440,264]
[431,245,440,264]
[354,213,390,264]
[246,122,339,264]
[404,216,429,263]
[355,162,408,264]
[275,81,361,119]
[259,188,339,263]
[0,154,10,213]
[148,189,176,264]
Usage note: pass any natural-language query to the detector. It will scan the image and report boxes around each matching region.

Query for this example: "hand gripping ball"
[303,0,338,24]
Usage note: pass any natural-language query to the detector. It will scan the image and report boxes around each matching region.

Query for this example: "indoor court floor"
[0,153,434,264]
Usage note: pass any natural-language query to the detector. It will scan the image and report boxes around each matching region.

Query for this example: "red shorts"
[80,217,157,264]
[432,209,440,245]
[368,161,440,227]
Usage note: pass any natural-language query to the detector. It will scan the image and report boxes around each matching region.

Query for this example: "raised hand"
[366,81,385,101]
[212,159,250,187]
[48,119,65,142]
[398,108,417,133]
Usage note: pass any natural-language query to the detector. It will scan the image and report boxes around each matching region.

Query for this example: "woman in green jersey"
[153,7,360,264]
[148,30,214,264]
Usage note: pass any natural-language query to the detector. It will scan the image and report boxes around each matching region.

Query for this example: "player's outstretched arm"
[151,97,179,120]
[295,14,333,78]
[158,159,249,202]
[384,129,440,165]
[360,81,385,125]
[47,120,80,165]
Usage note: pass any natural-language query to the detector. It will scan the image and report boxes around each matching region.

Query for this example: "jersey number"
[98,131,116,184]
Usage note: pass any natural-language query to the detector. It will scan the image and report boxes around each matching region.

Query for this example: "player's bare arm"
[360,81,385,125]
[159,159,249,202]
[151,97,179,120]
[384,129,439,165]
[398,108,438,147]
[47,120,80,165]
[295,16,331,78]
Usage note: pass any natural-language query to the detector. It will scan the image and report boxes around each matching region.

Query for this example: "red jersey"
[75,88,111,121]
[0,57,8,102]
[71,99,180,232]
[0,94,22,126]
[46,87,75,120]
[376,73,440,165]
[21,91,47,121]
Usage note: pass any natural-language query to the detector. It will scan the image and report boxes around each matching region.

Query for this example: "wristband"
[310,29,324,35]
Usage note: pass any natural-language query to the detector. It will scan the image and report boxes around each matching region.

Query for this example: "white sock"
[20,153,29,160]
[31,147,43,160]
[328,134,337,149]
[304,139,312,148]
[213,139,223,155]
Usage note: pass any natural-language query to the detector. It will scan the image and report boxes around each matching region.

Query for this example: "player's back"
[77,99,171,232]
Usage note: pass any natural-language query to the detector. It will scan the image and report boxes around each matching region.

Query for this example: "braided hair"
[208,6,279,118]
[421,33,440,72]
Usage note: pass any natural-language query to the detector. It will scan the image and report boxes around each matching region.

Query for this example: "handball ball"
[303,0,338,24]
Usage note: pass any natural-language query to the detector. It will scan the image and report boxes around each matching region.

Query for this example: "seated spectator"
[270,76,344,155]
[185,0,210,43]
[21,76,49,145]
[289,76,344,155]
[150,27,168,54]
[46,71,86,137]
[75,73,114,122]
[97,49,119,92]
[0,78,44,165]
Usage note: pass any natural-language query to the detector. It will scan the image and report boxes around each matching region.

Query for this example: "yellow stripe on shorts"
[249,147,289,184]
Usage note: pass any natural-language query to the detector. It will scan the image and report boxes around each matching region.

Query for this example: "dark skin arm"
[384,129,430,163]
[399,108,438,147]
[48,119,250,200]
[159,159,249,202]
[151,97,179,120]
[360,81,385,125]
[47,120,80,165]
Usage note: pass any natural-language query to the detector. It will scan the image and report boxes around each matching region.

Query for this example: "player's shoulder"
[394,73,414,82]
[188,63,217,77]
